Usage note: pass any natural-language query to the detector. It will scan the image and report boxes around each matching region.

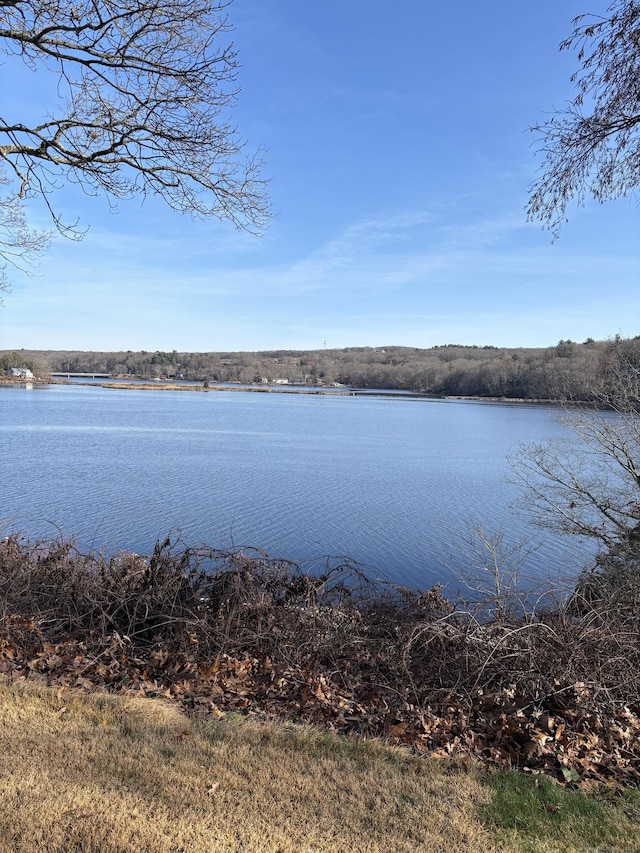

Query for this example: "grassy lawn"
[482,769,640,853]
[0,678,639,852]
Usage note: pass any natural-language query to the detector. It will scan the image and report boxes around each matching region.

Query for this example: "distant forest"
[3,336,639,401]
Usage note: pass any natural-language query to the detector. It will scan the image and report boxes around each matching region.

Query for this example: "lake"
[0,382,593,594]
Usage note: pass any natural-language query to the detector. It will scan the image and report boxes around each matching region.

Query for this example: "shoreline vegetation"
[2,532,640,792]
[2,374,565,405]
[2,335,639,402]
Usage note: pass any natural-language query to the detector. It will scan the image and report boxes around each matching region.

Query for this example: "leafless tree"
[453,525,541,621]
[0,0,270,289]
[509,339,640,553]
[0,170,51,299]
[527,0,640,236]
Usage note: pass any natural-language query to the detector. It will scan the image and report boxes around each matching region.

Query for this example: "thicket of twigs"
[1,532,640,788]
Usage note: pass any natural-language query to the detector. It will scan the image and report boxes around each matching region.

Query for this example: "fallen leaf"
[561,766,580,783]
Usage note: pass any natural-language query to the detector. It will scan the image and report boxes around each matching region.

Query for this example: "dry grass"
[0,678,498,853]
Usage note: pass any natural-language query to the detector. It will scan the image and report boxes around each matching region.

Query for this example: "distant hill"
[3,336,639,401]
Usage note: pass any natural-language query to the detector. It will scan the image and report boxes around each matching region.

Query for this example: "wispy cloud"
[2,192,637,353]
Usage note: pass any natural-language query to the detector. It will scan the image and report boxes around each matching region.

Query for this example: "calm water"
[0,383,592,591]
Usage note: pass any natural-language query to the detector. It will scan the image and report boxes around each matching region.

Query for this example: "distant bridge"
[51,372,112,379]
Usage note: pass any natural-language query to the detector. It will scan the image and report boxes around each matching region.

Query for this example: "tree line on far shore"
[2,335,638,401]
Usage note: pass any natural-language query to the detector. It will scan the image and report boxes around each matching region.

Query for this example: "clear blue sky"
[1,0,638,352]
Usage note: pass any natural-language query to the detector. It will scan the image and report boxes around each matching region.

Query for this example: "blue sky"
[1,0,638,352]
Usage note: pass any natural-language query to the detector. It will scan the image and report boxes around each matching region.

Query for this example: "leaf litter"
[1,533,639,790]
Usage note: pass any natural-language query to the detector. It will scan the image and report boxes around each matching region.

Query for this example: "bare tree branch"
[0,0,270,280]
[510,339,640,552]
[527,0,640,236]
[0,168,52,299]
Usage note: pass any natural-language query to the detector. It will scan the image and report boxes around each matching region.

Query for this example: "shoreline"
[51,378,562,405]
[0,376,565,405]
